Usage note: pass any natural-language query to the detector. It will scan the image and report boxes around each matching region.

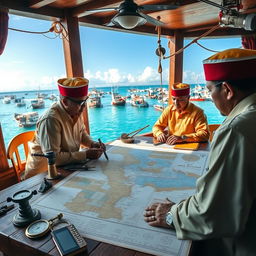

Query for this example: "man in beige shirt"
[144,48,256,256]
[25,77,104,179]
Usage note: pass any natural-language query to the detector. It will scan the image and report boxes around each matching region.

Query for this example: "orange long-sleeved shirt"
[152,102,209,142]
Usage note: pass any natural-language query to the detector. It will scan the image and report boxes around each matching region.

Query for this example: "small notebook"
[173,143,200,151]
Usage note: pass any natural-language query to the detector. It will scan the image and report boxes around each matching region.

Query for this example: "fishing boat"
[30,98,45,109]
[2,96,11,104]
[190,86,211,101]
[14,112,39,128]
[88,95,103,108]
[48,94,58,101]
[190,95,206,101]
[153,104,165,112]
[131,95,149,108]
[15,98,26,107]
[111,92,126,106]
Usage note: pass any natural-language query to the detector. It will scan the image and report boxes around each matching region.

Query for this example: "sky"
[0,14,242,92]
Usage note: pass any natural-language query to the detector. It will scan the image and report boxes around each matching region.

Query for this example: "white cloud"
[183,70,205,84]
[84,66,170,87]
[137,66,158,82]
[0,64,206,92]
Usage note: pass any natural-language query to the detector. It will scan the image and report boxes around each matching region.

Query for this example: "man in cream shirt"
[25,77,104,179]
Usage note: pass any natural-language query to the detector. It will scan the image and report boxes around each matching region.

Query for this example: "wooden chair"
[208,124,220,142]
[7,130,35,182]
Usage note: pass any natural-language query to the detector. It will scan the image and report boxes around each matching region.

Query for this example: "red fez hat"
[203,48,256,81]
[57,77,89,98]
[171,83,190,97]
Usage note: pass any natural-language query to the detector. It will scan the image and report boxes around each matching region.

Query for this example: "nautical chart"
[33,139,209,256]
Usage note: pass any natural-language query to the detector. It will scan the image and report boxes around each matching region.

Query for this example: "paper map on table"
[33,141,209,256]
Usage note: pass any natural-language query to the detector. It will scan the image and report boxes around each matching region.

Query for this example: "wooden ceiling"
[2,0,256,37]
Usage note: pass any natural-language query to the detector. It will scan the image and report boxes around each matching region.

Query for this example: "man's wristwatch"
[166,205,176,227]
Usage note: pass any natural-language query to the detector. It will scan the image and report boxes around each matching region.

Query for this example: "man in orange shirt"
[152,83,209,145]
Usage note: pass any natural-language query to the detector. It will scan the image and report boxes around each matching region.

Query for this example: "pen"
[98,138,109,161]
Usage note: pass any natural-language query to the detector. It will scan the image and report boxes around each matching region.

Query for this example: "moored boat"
[2,96,11,104]
[190,86,211,101]
[88,95,103,108]
[153,104,165,111]
[31,98,45,109]
[131,96,149,108]
[111,92,126,106]
[15,98,26,107]
[14,112,39,128]
[190,96,206,101]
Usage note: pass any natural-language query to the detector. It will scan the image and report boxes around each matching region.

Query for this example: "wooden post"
[168,31,184,104]
[62,10,90,134]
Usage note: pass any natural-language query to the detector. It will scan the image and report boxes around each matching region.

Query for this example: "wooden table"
[0,139,209,256]
[0,169,155,256]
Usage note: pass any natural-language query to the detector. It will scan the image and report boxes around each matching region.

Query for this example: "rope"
[156,19,164,106]
[195,41,219,52]
[156,21,163,85]
[163,24,221,59]
[8,27,50,34]
[8,21,69,41]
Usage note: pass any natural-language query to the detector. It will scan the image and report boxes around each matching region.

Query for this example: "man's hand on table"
[91,141,106,151]
[166,135,183,145]
[86,148,103,159]
[144,199,176,228]
[156,133,167,143]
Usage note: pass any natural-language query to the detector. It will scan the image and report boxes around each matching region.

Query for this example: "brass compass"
[25,213,63,239]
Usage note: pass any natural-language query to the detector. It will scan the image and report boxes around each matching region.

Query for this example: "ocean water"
[0,85,224,148]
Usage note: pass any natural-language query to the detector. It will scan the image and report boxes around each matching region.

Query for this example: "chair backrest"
[208,124,220,142]
[7,130,35,182]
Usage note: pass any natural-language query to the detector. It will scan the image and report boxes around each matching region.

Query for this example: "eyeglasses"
[172,97,189,103]
[66,96,88,106]
[214,82,224,88]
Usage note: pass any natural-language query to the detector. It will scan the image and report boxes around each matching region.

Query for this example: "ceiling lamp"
[112,11,146,29]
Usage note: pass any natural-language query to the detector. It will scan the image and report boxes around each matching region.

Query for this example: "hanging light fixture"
[112,11,146,29]
[110,0,146,29]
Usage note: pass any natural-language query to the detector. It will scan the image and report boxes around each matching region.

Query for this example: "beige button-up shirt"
[25,101,93,178]
[172,93,256,255]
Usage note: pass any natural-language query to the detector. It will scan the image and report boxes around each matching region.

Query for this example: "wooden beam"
[72,0,122,18]
[2,0,63,20]
[62,10,90,134]
[168,30,184,104]
[72,0,198,18]
[29,0,57,9]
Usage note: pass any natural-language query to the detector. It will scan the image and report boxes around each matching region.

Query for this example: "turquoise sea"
[0,85,224,148]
